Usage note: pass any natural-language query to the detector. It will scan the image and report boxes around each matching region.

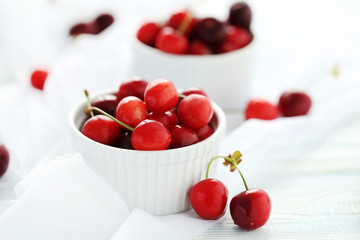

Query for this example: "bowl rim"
[68,89,226,155]
[131,28,256,61]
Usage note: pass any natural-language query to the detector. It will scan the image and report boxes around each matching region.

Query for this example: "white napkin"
[0,154,129,240]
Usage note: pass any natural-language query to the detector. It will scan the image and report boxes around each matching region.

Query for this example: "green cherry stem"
[87,106,135,132]
[178,94,187,99]
[177,11,193,35]
[206,155,249,191]
[84,90,94,117]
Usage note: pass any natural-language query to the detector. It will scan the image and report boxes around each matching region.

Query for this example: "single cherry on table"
[279,91,312,117]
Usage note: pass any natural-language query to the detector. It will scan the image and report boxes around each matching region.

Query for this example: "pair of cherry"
[245,91,312,120]
[190,151,271,230]
[69,13,114,36]
[0,144,9,178]
[81,78,214,151]
[137,1,253,55]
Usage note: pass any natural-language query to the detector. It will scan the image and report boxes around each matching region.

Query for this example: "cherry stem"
[177,11,193,35]
[178,94,187,99]
[87,106,135,132]
[206,155,249,191]
[84,90,94,117]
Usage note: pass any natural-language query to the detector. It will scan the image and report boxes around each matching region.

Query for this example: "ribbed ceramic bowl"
[68,90,226,215]
[129,35,256,110]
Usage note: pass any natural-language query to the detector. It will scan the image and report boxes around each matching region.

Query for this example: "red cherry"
[116,96,147,128]
[131,120,171,150]
[155,27,189,54]
[92,94,119,117]
[226,25,252,48]
[81,115,121,146]
[118,77,148,101]
[279,91,311,117]
[230,188,271,230]
[181,87,209,98]
[245,99,279,120]
[30,70,48,90]
[195,125,214,141]
[169,124,199,148]
[94,13,114,34]
[190,178,228,220]
[187,41,212,55]
[147,111,178,129]
[137,22,161,46]
[216,40,240,54]
[229,2,252,30]
[144,79,178,113]
[0,144,10,178]
[69,23,95,36]
[178,94,213,130]
[166,10,197,36]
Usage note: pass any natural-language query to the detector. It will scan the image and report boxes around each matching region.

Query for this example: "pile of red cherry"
[245,91,312,120]
[137,2,253,55]
[80,77,216,150]
[190,151,271,230]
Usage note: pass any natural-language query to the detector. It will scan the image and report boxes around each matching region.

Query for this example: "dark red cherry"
[229,2,252,30]
[131,120,171,150]
[279,91,312,117]
[115,131,133,149]
[226,25,252,48]
[195,125,214,141]
[196,18,226,45]
[69,23,97,36]
[0,143,10,178]
[147,111,178,129]
[94,13,114,34]
[170,124,199,148]
[230,188,271,230]
[92,94,119,117]
[118,77,148,101]
[81,115,121,146]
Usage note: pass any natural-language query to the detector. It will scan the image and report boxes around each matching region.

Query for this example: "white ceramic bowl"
[68,90,226,215]
[129,35,256,110]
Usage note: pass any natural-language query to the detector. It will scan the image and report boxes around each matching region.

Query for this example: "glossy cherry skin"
[155,27,189,54]
[0,144,10,178]
[166,10,197,35]
[230,188,271,230]
[92,94,119,117]
[131,120,171,150]
[116,96,147,128]
[94,13,114,34]
[30,70,48,90]
[118,77,148,101]
[81,115,121,146]
[229,2,252,30]
[181,87,209,98]
[245,99,279,120]
[178,94,213,130]
[195,124,214,141]
[144,78,178,113]
[187,41,212,55]
[226,26,252,48]
[190,178,228,220]
[137,22,161,46]
[279,91,311,117]
[169,125,199,148]
[147,111,178,129]
[196,18,226,45]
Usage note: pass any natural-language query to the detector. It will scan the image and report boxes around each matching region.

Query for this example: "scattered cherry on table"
[0,143,10,178]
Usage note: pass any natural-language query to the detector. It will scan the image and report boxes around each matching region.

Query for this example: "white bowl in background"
[129,35,256,110]
[68,90,226,215]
